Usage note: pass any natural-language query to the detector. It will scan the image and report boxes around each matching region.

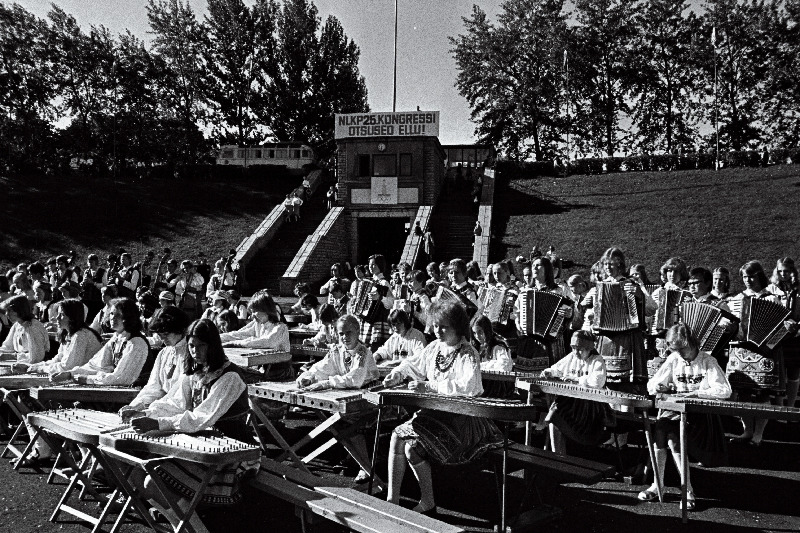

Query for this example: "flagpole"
[393,0,398,112]
[713,26,719,171]
[564,49,569,173]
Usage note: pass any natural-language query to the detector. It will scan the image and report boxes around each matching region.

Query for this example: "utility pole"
[393,0,398,112]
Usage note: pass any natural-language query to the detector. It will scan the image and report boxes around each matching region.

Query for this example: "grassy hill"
[0,173,299,276]
[3,165,798,297]
[492,164,800,293]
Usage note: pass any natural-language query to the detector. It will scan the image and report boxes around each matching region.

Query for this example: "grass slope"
[0,174,299,275]
[492,165,800,293]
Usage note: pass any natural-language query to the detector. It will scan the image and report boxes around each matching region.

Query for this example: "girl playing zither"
[383,300,502,514]
[129,319,258,528]
[640,323,732,511]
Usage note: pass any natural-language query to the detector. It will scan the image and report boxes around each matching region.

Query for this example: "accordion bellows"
[478,285,517,325]
[653,288,688,333]
[679,302,738,354]
[739,296,791,351]
[518,289,569,338]
[351,279,388,323]
[592,282,640,332]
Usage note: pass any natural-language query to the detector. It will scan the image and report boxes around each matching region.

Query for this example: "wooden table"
[223,347,291,368]
[248,381,378,483]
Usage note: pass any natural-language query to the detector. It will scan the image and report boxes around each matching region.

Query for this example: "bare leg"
[785,374,799,408]
[406,445,435,513]
[386,433,406,505]
[549,424,566,455]
[751,418,768,445]
[735,416,755,441]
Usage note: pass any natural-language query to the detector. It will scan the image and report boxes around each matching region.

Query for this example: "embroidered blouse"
[647,351,732,406]
[543,351,607,388]
[388,338,483,397]
[298,342,379,389]
[374,328,427,363]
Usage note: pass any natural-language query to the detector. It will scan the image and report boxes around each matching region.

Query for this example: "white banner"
[335,111,440,139]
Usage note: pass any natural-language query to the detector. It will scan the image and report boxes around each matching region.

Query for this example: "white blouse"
[374,328,427,363]
[479,344,513,372]
[1,320,49,364]
[70,332,149,385]
[388,339,483,397]
[543,351,607,388]
[29,328,102,374]
[299,342,379,389]
[128,337,189,411]
[146,365,246,433]
[647,350,731,399]
[219,320,290,351]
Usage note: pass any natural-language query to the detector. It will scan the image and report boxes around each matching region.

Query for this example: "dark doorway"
[358,217,408,267]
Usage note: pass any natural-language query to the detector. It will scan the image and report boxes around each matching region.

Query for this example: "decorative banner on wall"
[335,111,440,139]
[371,177,398,204]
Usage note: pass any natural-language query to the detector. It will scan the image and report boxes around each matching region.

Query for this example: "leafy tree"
[628,0,703,154]
[761,0,800,147]
[572,0,640,157]
[703,0,782,150]
[203,0,268,145]
[451,1,569,160]
[0,3,56,172]
[147,0,210,164]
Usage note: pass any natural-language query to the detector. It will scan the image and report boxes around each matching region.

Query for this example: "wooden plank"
[491,444,613,485]
[258,457,351,489]
[316,486,465,533]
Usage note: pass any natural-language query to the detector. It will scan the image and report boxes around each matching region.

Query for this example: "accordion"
[679,302,739,355]
[479,286,518,325]
[652,288,690,333]
[435,285,478,317]
[517,289,571,338]
[351,279,388,323]
[737,296,791,352]
[643,284,661,297]
[592,281,640,332]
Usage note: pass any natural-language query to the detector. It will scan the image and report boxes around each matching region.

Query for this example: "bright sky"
[19,0,506,145]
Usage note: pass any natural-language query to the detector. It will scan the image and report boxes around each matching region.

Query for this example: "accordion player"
[583,277,648,384]
[513,288,573,374]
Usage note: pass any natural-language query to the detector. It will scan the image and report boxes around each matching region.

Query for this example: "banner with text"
[335,111,440,139]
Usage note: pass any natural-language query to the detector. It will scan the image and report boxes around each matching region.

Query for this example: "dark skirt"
[514,334,566,374]
[154,457,259,506]
[654,413,728,468]
[395,409,503,466]
[545,396,613,446]
[595,329,647,383]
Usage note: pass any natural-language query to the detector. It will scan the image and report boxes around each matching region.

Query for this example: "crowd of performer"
[0,245,798,523]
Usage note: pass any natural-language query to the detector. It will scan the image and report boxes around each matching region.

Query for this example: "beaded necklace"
[435,343,460,375]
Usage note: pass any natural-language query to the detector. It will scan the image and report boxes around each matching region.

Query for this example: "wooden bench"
[249,458,464,533]
[487,442,615,532]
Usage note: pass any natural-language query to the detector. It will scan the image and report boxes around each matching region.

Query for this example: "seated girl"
[201,291,230,322]
[300,294,323,329]
[51,298,149,386]
[219,290,291,381]
[639,323,732,511]
[296,314,379,391]
[214,309,241,334]
[90,285,117,335]
[129,319,259,529]
[15,298,102,376]
[383,300,502,513]
[0,294,49,364]
[32,281,57,330]
[541,330,609,455]
[119,306,192,422]
[470,315,512,372]
[373,310,426,367]
[303,303,339,348]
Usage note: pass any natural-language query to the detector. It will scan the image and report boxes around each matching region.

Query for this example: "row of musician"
[1,249,240,325]
[1,248,798,523]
